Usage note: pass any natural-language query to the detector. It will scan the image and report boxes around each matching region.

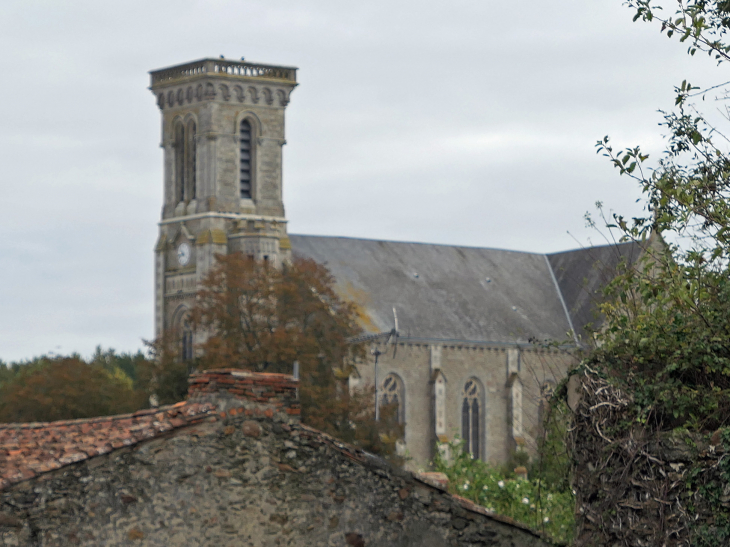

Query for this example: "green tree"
[0,356,145,423]
[567,2,730,544]
[191,255,362,374]
[591,0,730,429]
[138,332,193,405]
[89,346,150,386]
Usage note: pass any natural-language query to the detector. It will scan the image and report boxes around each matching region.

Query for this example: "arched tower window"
[239,119,253,199]
[380,373,405,424]
[174,121,185,203]
[173,307,193,362]
[462,379,481,459]
[186,120,197,200]
[181,316,193,362]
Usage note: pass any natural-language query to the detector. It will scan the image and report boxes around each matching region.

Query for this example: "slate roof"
[291,234,641,345]
[548,240,643,341]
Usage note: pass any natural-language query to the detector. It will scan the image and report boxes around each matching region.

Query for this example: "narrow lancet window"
[174,121,185,203]
[462,398,470,448]
[181,318,193,361]
[461,379,481,458]
[471,399,480,459]
[187,121,197,200]
[380,373,405,424]
[240,119,252,199]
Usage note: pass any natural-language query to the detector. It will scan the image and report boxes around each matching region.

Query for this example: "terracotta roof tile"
[0,401,217,491]
[0,369,300,492]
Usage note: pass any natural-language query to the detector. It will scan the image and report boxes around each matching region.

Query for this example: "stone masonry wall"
[358,343,573,468]
[0,370,553,547]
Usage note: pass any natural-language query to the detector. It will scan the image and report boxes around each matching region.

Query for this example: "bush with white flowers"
[432,438,574,544]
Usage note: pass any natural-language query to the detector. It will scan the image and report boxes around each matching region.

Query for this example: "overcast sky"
[0,0,722,362]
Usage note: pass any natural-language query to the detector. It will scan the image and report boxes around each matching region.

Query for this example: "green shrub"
[433,438,574,544]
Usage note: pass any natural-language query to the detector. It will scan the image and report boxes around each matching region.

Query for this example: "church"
[150,57,639,469]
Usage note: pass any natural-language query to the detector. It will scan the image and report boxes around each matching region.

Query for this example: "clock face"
[177,243,191,266]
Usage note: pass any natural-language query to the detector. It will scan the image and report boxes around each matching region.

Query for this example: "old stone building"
[150,57,639,470]
[0,370,553,547]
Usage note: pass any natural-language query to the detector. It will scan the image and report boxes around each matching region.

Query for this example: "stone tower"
[150,58,297,341]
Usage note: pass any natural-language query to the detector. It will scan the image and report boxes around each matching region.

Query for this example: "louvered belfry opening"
[240,119,252,199]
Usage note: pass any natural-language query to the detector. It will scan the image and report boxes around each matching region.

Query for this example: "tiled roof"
[0,401,217,491]
[0,369,299,491]
[0,369,544,539]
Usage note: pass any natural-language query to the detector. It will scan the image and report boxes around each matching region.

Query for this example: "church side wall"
[354,343,575,470]
[519,349,576,454]
[440,346,510,464]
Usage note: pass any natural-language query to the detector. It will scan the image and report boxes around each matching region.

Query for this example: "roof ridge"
[0,401,189,430]
[292,232,639,256]
[544,254,579,345]
[290,233,547,256]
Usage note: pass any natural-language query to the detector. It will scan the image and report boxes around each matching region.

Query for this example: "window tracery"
[461,379,481,459]
[380,373,405,424]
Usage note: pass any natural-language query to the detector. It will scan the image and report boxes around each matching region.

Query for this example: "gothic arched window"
[380,373,405,424]
[186,120,197,200]
[239,119,253,199]
[174,121,185,203]
[462,379,481,459]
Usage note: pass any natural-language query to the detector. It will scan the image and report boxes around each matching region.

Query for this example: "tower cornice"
[149,58,297,89]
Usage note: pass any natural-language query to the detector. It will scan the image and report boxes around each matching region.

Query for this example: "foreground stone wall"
[0,370,553,547]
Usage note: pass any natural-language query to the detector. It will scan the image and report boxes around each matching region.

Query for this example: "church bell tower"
[150,57,297,337]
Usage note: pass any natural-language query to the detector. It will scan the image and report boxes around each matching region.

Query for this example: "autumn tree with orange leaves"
[191,255,359,374]
[190,254,404,463]
[0,356,145,423]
